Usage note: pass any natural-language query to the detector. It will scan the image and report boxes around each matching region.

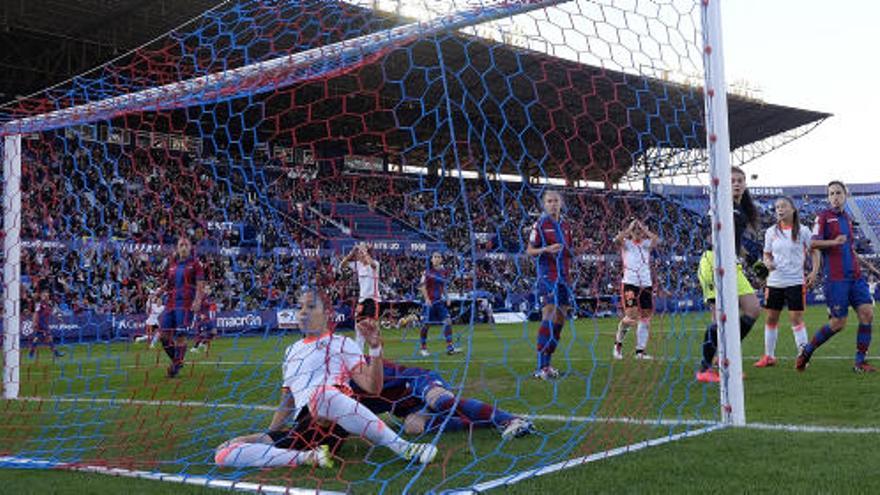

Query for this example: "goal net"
[1,0,787,492]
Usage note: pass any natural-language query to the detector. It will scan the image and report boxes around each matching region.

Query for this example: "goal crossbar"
[0,0,569,137]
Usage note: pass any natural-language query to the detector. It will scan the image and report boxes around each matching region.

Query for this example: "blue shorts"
[195,320,216,336]
[536,278,573,307]
[423,301,450,324]
[409,371,451,400]
[824,279,872,318]
[160,309,194,331]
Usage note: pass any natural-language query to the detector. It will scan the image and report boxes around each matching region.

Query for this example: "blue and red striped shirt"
[165,257,205,310]
[812,208,860,281]
[422,268,449,303]
[529,214,572,283]
[34,301,52,331]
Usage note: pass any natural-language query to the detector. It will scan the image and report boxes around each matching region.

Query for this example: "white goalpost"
[700,0,745,426]
[2,135,22,400]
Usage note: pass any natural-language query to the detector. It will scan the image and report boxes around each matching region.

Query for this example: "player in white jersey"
[215,287,437,467]
[135,290,164,348]
[613,219,660,360]
[755,197,819,367]
[296,287,437,463]
[340,242,380,351]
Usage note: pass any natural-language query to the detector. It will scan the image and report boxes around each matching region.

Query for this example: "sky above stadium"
[722,0,879,187]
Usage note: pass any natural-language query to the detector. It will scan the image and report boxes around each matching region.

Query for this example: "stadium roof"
[1,1,830,182]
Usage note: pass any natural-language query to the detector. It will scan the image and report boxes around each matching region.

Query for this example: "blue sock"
[443,323,453,347]
[806,324,835,355]
[419,325,429,348]
[856,323,872,364]
[537,320,552,369]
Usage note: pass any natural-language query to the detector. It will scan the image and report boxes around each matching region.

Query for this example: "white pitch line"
[14,396,880,434]
[13,395,276,412]
[450,424,726,494]
[742,423,880,434]
[0,456,345,495]
[28,353,859,371]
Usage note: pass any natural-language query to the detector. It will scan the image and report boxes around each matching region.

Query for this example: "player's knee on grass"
[425,386,453,410]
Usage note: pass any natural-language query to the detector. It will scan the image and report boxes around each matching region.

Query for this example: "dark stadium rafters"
[0,0,228,105]
[1,0,830,184]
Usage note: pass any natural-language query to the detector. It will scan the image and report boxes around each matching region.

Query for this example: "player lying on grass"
[214,359,534,468]
[353,360,535,439]
[215,287,437,468]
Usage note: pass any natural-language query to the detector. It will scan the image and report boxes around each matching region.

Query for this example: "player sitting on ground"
[219,286,438,467]
[418,251,461,356]
[216,355,536,469]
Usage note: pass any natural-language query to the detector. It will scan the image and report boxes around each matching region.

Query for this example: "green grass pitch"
[2,304,878,493]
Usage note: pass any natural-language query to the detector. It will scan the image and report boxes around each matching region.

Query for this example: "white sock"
[312,387,410,455]
[636,320,649,351]
[616,320,631,344]
[764,325,778,357]
[792,323,808,350]
[214,442,310,468]
[354,327,366,352]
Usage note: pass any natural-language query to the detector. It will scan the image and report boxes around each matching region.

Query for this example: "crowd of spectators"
[20,138,871,317]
